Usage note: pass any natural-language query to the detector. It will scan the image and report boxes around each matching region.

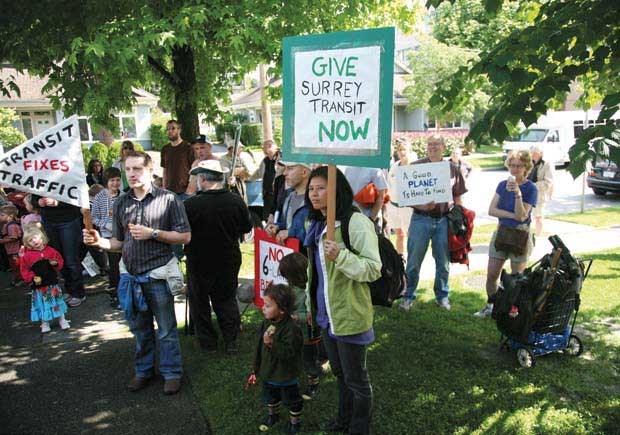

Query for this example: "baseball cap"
[189,159,228,175]
[277,161,312,170]
[227,141,244,149]
[193,134,212,145]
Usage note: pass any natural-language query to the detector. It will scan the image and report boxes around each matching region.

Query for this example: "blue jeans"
[43,218,85,298]
[322,330,373,434]
[127,279,182,380]
[404,214,450,302]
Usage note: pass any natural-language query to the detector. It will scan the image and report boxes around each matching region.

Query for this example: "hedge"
[215,122,264,147]
[82,141,144,170]
[392,130,475,157]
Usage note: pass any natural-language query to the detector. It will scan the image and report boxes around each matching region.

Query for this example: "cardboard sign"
[282,27,394,168]
[395,161,453,206]
[253,228,300,307]
[0,116,89,209]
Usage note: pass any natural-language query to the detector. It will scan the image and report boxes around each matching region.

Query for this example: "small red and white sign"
[253,228,300,307]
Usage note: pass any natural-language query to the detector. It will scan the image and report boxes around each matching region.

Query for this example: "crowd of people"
[0,120,554,434]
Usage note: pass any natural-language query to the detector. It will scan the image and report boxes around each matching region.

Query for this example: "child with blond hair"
[20,226,70,333]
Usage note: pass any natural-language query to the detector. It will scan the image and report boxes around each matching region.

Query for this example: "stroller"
[493,235,593,368]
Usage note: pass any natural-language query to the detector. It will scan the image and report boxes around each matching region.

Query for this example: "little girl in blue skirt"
[20,226,70,333]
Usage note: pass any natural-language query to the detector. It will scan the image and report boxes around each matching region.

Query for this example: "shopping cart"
[494,235,593,368]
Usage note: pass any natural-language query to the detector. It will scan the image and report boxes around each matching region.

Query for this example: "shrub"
[149,124,168,151]
[240,123,263,147]
[215,123,237,143]
[392,129,474,157]
[87,142,109,168]
[0,108,26,150]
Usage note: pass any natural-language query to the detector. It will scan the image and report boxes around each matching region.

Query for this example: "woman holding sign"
[304,166,381,434]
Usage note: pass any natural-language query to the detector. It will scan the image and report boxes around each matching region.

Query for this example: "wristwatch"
[151,229,160,240]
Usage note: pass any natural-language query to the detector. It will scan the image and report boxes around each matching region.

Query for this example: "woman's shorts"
[488,223,534,264]
[387,202,413,231]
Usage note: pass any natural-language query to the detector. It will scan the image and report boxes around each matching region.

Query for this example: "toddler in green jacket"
[254,284,304,434]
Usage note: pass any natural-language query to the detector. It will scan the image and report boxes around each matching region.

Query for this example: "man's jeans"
[44,218,85,298]
[404,214,450,302]
[323,330,373,435]
[127,279,182,380]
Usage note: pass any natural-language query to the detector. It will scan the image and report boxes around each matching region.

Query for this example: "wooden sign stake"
[326,164,337,242]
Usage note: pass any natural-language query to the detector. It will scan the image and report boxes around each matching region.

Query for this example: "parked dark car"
[587,161,620,196]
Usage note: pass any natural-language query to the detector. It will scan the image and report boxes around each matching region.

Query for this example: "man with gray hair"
[183,160,253,354]
[400,134,467,312]
[528,145,554,235]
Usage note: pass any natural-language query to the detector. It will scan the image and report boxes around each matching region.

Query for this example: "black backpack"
[341,212,406,307]
[492,270,536,343]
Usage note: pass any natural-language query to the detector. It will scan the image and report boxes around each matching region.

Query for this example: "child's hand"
[263,329,275,347]
[49,260,58,267]
[33,276,41,285]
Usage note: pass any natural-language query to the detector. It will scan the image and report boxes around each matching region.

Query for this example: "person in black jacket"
[253,284,303,434]
[86,159,105,186]
[183,160,253,354]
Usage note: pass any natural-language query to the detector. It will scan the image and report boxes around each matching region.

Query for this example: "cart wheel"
[565,334,583,356]
[516,348,536,368]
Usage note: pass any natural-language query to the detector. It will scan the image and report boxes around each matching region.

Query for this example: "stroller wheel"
[565,334,583,356]
[516,348,536,368]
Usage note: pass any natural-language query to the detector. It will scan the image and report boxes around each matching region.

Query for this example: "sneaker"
[259,414,279,432]
[436,298,451,311]
[68,296,86,307]
[59,318,71,330]
[41,322,51,334]
[163,378,182,395]
[399,298,413,311]
[302,382,319,400]
[62,293,71,302]
[474,304,494,318]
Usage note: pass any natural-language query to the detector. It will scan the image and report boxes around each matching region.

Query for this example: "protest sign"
[395,161,453,206]
[0,115,89,209]
[253,228,300,307]
[282,27,394,168]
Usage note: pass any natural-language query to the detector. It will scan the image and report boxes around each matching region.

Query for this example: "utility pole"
[259,64,273,142]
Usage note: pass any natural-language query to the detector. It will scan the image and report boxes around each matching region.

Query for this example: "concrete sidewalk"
[0,276,209,435]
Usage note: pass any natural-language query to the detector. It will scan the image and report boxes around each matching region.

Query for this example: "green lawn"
[181,250,620,435]
[471,222,497,246]
[468,155,505,170]
[474,144,503,155]
[549,207,620,228]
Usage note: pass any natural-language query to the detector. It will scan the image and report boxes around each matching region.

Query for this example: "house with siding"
[0,66,158,148]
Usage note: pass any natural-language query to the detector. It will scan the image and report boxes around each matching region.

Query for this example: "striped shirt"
[91,189,121,238]
[113,186,190,275]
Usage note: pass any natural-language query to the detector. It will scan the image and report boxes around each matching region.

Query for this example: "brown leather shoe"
[163,378,182,395]
[127,376,150,392]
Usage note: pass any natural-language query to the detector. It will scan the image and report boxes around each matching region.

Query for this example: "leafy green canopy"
[404,36,489,126]
[427,0,620,177]
[0,0,420,141]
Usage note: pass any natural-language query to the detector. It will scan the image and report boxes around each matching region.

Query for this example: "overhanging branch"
[147,55,180,89]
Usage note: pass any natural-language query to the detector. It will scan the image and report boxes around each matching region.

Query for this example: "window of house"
[426,119,462,129]
[79,112,138,143]
[118,114,137,138]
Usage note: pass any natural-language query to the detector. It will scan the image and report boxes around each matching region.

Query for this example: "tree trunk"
[259,64,273,142]
[172,45,200,141]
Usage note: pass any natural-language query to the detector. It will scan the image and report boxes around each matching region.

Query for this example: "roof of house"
[0,67,158,108]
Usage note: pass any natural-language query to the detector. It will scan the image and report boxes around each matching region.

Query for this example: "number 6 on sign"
[253,228,300,307]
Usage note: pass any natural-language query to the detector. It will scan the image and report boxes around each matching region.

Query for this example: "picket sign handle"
[326,164,337,242]
[82,209,94,231]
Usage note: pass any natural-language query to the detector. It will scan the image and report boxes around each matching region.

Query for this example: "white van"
[502,125,574,167]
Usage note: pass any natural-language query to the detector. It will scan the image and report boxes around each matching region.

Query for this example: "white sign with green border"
[282,27,394,168]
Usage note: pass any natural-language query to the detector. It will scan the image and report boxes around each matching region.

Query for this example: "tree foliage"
[427,0,620,177]
[0,0,421,141]
[404,36,489,126]
[0,108,27,150]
